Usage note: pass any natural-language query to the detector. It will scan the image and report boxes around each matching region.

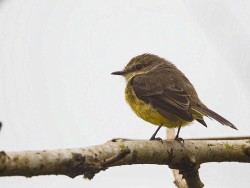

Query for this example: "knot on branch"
[70,153,103,179]
[166,146,204,188]
[0,151,8,173]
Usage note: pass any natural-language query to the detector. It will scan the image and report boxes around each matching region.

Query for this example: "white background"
[0,1,250,187]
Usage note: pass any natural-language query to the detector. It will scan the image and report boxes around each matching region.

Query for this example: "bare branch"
[0,138,249,182]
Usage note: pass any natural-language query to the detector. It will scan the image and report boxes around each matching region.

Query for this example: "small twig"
[72,148,131,179]
[102,149,131,167]
[185,136,250,140]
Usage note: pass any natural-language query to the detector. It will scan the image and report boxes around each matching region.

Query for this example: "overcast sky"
[0,1,250,187]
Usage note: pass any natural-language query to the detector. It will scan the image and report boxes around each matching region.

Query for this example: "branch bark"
[0,138,250,184]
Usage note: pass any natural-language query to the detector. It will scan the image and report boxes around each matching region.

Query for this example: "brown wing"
[131,65,196,122]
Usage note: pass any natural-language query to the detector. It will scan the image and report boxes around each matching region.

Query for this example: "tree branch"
[0,138,249,183]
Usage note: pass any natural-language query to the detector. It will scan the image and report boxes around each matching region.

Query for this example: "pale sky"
[0,1,250,187]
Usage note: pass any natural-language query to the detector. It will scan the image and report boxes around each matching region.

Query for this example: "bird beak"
[111,70,126,76]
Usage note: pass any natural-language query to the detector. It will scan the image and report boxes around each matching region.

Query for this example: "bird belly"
[125,86,190,128]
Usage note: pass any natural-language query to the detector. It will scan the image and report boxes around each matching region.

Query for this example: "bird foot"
[175,137,184,145]
[150,137,163,143]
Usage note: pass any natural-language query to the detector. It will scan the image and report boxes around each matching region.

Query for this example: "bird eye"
[135,64,143,70]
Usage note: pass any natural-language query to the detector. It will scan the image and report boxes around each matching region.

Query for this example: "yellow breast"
[125,84,190,128]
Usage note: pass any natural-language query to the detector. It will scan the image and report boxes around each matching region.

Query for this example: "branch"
[0,138,249,182]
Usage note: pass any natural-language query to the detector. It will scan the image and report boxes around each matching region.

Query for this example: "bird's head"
[111,53,164,81]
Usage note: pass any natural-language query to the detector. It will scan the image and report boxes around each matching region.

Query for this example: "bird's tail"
[192,105,238,130]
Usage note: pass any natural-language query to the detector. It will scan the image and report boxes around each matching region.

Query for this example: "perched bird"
[112,54,237,140]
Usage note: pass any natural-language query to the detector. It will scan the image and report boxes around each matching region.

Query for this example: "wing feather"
[131,66,194,122]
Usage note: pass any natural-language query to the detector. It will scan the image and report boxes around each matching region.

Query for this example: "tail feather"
[196,119,207,127]
[193,105,238,130]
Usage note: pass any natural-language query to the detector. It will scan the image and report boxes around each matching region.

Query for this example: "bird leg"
[150,125,163,142]
[175,125,184,143]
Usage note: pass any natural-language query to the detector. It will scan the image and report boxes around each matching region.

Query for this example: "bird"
[111,53,237,140]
